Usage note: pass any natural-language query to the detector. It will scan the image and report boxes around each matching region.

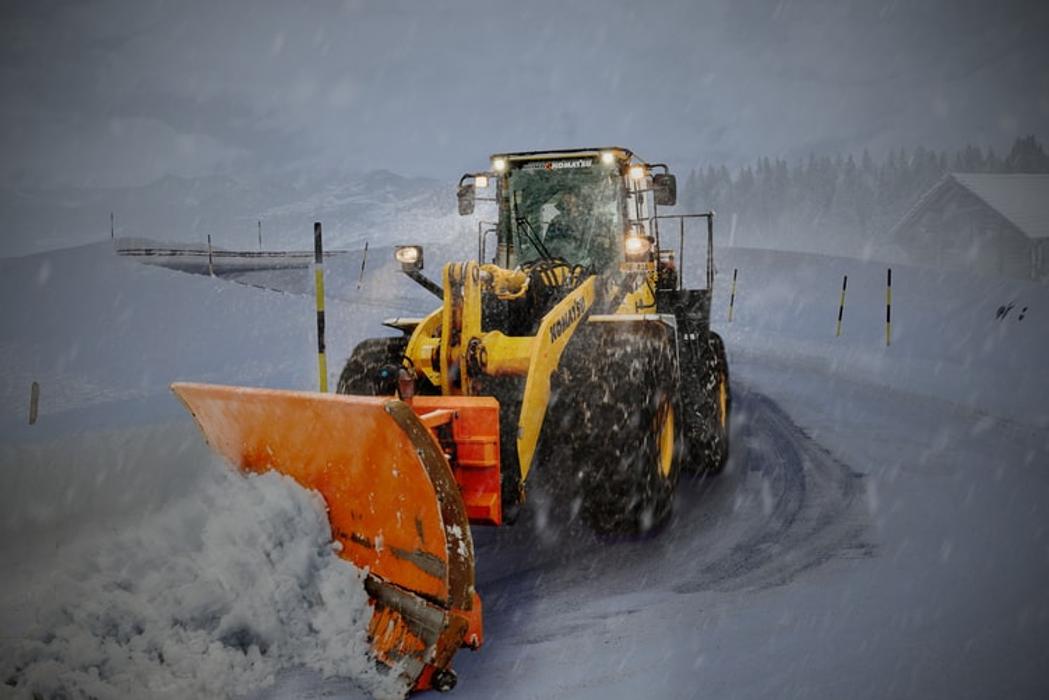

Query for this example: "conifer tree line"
[682,135,1049,252]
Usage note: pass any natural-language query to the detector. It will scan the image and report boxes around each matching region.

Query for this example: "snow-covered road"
[250,352,1049,700]
[452,373,871,699]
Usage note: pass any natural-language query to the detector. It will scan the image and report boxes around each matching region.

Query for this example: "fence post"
[314,222,328,393]
[29,381,39,425]
[728,268,738,322]
[885,268,893,346]
[357,241,369,291]
[207,235,214,276]
[836,274,848,337]
[110,212,114,240]
[258,220,262,251]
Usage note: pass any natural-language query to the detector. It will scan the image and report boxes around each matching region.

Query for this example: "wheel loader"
[171,147,730,694]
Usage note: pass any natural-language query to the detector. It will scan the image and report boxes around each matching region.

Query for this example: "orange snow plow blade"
[171,382,482,692]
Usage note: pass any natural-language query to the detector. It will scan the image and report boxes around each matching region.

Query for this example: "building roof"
[950,173,1049,240]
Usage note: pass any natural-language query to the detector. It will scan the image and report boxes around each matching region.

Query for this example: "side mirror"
[457,183,475,216]
[653,173,677,206]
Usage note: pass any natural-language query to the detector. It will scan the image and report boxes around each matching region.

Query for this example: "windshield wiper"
[512,191,555,262]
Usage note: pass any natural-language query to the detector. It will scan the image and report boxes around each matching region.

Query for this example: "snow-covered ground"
[708,246,1047,429]
[1,237,1046,698]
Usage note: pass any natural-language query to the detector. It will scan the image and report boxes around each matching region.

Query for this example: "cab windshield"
[508,162,623,271]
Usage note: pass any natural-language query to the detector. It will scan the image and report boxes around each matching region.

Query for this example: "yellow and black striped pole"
[314,222,328,392]
[885,267,892,346]
[728,268,738,322]
[836,274,848,337]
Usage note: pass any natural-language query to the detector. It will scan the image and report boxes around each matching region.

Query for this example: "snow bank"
[0,241,416,698]
[697,247,1049,428]
[0,466,406,700]
[0,242,319,439]
[0,422,210,541]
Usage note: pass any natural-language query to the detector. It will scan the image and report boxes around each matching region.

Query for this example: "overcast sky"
[2,0,1048,189]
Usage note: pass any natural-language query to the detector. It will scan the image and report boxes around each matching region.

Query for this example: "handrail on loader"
[654,211,716,291]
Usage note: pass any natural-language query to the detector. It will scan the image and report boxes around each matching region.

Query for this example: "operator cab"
[457,148,677,273]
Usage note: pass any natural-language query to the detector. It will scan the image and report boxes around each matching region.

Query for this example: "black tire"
[681,332,731,473]
[568,325,683,534]
[477,375,526,524]
[336,336,408,395]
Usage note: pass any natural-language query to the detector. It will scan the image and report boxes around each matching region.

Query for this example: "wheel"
[700,333,731,473]
[477,375,526,524]
[681,332,731,473]
[335,336,408,395]
[568,325,683,533]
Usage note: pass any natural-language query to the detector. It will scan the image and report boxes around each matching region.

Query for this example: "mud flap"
[171,382,481,692]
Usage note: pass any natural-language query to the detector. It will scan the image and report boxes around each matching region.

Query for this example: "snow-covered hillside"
[706,247,1048,428]
[0,244,417,698]
[1,238,1046,699]
[0,170,464,258]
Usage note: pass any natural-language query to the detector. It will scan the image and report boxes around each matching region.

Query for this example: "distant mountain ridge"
[1,169,460,258]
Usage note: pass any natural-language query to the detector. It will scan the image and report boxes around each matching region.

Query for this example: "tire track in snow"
[669,383,872,594]
[468,383,871,633]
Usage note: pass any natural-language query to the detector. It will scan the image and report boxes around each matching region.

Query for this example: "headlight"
[624,235,652,257]
[395,245,423,270]
[600,151,615,165]
[492,158,507,173]
[628,165,646,181]
[475,175,489,189]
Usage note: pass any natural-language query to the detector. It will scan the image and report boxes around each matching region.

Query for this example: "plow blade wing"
[171,382,481,691]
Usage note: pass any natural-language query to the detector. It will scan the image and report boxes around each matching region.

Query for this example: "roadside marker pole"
[28,382,39,425]
[836,274,848,337]
[885,268,892,346]
[207,235,214,276]
[258,220,262,251]
[314,222,328,393]
[110,212,114,240]
[357,241,369,291]
[728,268,738,322]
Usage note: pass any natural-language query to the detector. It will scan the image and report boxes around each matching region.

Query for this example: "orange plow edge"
[171,382,489,693]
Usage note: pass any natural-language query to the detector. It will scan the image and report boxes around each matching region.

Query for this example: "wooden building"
[890,173,1049,281]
